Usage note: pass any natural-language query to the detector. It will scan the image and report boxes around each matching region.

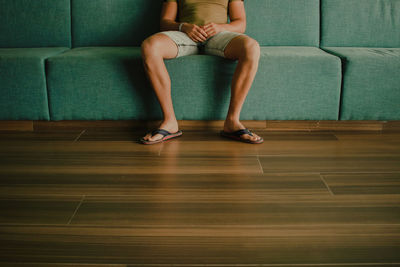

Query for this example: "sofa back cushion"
[71,0,163,47]
[0,0,71,48]
[71,0,320,47]
[321,0,400,47]
[244,0,320,46]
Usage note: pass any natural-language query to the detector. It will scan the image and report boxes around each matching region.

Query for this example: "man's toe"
[142,133,150,141]
[250,132,262,142]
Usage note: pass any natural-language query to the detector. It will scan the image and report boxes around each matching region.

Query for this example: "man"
[140,0,263,144]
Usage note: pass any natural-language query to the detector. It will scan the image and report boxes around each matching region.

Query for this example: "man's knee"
[141,35,162,60]
[241,37,260,61]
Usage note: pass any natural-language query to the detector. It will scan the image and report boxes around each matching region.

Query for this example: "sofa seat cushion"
[0,47,70,120]
[321,47,400,120]
[46,46,341,121]
[244,46,342,120]
[46,47,160,121]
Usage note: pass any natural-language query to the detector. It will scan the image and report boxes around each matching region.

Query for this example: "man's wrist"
[179,22,185,32]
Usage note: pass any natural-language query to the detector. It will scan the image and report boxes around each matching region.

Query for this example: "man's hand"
[202,23,223,38]
[182,23,208,43]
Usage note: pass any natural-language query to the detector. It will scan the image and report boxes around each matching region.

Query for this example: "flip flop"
[140,128,183,145]
[220,128,264,144]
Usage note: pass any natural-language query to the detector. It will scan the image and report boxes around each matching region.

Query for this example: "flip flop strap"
[234,128,253,137]
[151,128,171,137]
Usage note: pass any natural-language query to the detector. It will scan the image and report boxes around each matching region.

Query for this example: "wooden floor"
[0,121,400,266]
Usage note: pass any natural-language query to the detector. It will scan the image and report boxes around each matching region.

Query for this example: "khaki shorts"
[159,30,244,58]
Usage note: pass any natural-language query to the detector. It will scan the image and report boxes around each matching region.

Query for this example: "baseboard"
[1,120,399,132]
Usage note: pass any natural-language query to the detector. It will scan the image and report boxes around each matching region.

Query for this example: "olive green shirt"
[164,0,243,26]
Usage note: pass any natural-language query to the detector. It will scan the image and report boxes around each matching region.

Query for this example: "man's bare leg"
[223,35,262,142]
[141,33,180,142]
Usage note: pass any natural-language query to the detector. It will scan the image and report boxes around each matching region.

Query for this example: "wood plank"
[0,120,394,132]
[33,120,267,131]
[0,224,399,264]
[0,264,126,267]
[266,120,319,131]
[334,132,400,143]
[258,155,400,173]
[0,195,82,224]
[163,130,338,142]
[2,264,398,267]
[178,120,267,130]
[0,120,33,131]
[158,130,340,157]
[69,194,400,226]
[33,120,160,131]
[78,129,152,141]
[265,120,384,131]
[0,173,329,196]
[322,173,400,195]
[0,140,161,156]
[0,130,82,141]
[1,264,126,267]
[76,129,337,142]
[0,154,262,175]
[160,138,400,157]
[383,121,400,132]
[316,121,384,131]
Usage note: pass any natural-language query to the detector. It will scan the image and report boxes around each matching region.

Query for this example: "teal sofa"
[0,0,399,121]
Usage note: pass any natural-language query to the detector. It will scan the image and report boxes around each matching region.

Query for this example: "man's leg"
[223,35,262,142]
[141,33,180,142]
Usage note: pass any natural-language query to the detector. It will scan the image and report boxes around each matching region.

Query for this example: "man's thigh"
[204,31,244,58]
[159,31,200,58]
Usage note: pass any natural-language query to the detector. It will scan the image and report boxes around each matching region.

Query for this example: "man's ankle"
[161,118,178,126]
[225,116,240,124]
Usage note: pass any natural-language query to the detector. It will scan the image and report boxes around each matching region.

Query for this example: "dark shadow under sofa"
[1,0,399,122]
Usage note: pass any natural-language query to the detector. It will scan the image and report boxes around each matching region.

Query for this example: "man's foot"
[141,119,179,142]
[223,119,263,143]
[140,129,183,145]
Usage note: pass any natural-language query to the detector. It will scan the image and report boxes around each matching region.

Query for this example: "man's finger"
[197,35,207,42]
[194,25,207,36]
[196,28,208,39]
[194,31,207,41]
[191,36,200,43]
[204,28,214,35]
[191,34,202,43]
[202,27,212,32]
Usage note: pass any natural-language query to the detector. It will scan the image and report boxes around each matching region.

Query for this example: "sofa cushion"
[321,0,400,47]
[71,0,163,47]
[321,47,400,120]
[46,46,341,121]
[242,46,341,120]
[0,47,70,120]
[46,47,159,120]
[245,0,320,46]
[71,0,320,47]
[0,0,71,48]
